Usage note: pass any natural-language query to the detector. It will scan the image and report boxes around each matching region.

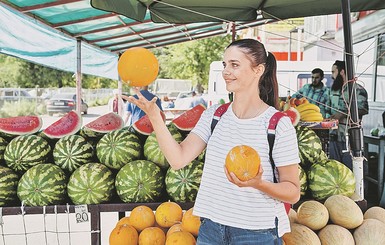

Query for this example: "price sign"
[74,205,89,223]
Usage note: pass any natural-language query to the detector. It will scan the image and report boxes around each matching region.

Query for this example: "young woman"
[127,39,300,245]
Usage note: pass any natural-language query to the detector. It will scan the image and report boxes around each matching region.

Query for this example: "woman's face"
[222,46,261,93]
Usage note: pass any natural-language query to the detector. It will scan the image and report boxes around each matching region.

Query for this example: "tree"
[154,35,231,89]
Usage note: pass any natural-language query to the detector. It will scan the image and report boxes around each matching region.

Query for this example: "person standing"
[291,68,330,118]
[108,89,125,116]
[190,91,207,108]
[124,86,162,125]
[127,39,300,244]
[329,60,369,169]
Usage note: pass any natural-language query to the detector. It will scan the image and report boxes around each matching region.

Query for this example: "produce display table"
[0,202,194,245]
[363,135,385,207]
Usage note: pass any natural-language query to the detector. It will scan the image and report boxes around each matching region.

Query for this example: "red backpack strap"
[211,102,231,133]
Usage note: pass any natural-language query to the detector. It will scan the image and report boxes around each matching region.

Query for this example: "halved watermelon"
[282,107,300,126]
[0,116,42,135]
[43,111,82,139]
[172,104,206,131]
[83,112,124,133]
[132,111,166,136]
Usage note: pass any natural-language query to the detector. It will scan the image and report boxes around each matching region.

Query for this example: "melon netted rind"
[0,115,43,135]
[43,111,82,139]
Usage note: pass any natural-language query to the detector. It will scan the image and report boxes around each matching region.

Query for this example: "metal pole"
[340,0,364,200]
[76,38,82,114]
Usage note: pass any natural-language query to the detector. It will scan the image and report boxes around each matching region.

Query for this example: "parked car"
[46,93,88,116]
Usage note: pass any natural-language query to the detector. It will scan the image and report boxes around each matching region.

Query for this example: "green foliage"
[0,100,46,117]
[154,35,231,88]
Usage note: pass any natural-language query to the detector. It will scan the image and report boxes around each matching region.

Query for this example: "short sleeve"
[272,116,300,167]
[190,105,219,143]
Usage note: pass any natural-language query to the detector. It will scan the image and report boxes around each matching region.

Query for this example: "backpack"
[211,102,291,214]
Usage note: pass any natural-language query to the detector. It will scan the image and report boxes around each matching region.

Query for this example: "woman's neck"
[231,96,268,119]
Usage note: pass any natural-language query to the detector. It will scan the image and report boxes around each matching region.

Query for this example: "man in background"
[108,89,125,117]
[329,60,369,169]
[124,86,163,125]
[292,68,330,118]
[190,91,207,108]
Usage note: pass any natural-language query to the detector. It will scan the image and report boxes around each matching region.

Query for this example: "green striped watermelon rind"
[165,160,204,202]
[67,163,114,205]
[4,135,51,173]
[0,137,8,163]
[17,163,67,206]
[83,112,124,133]
[43,111,82,139]
[115,160,165,203]
[0,115,42,136]
[53,135,94,173]
[143,128,183,169]
[96,129,142,170]
[0,165,19,206]
[296,126,323,170]
[307,159,356,201]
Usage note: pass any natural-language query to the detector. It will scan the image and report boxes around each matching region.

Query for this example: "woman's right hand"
[127,89,160,119]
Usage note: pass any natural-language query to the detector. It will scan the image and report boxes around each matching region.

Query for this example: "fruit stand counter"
[363,135,385,207]
[0,202,194,245]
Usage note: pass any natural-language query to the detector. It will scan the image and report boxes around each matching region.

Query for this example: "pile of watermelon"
[0,105,357,207]
[0,106,206,207]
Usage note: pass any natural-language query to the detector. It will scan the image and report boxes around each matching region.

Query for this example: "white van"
[207,60,333,107]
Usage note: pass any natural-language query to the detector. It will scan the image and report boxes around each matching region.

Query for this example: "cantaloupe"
[296,200,329,230]
[353,219,385,245]
[282,223,321,245]
[363,206,385,224]
[318,224,354,245]
[288,208,298,224]
[324,194,363,229]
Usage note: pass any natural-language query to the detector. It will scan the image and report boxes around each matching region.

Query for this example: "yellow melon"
[225,145,260,181]
[155,202,183,228]
[363,206,385,224]
[282,223,321,245]
[129,205,155,232]
[324,194,363,229]
[167,223,184,237]
[181,208,200,237]
[165,231,196,245]
[138,226,166,245]
[296,200,329,230]
[353,219,385,245]
[318,224,354,245]
[109,224,138,245]
[116,216,130,227]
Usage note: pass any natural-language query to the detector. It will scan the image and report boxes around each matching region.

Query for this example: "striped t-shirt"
[190,103,300,237]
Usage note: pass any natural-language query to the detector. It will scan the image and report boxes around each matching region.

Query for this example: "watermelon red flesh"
[283,107,300,126]
[83,112,124,133]
[0,116,42,135]
[172,104,206,131]
[43,111,82,139]
[132,111,166,135]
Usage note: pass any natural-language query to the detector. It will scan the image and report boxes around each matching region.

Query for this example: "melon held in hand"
[225,145,260,181]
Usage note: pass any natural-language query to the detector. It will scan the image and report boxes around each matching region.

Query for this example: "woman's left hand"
[224,165,264,188]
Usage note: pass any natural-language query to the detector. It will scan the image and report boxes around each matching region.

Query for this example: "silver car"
[46,93,88,116]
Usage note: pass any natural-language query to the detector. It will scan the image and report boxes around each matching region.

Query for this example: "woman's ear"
[253,64,265,76]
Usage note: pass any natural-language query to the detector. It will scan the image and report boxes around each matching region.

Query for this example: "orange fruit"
[129,205,155,232]
[166,223,183,237]
[109,224,138,245]
[116,216,130,227]
[225,145,260,181]
[181,208,200,237]
[139,226,166,245]
[165,231,196,245]
[155,202,183,228]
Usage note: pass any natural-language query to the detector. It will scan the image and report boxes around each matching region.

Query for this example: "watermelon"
[43,111,82,139]
[283,107,300,126]
[296,126,323,169]
[165,160,204,202]
[298,164,308,197]
[17,163,67,206]
[0,165,19,206]
[143,127,183,169]
[132,111,166,136]
[0,137,8,163]
[115,160,165,203]
[4,135,51,173]
[0,115,42,135]
[83,112,124,133]
[53,135,94,173]
[307,159,356,201]
[96,129,141,170]
[67,163,114,204]
[172,104,206,131]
